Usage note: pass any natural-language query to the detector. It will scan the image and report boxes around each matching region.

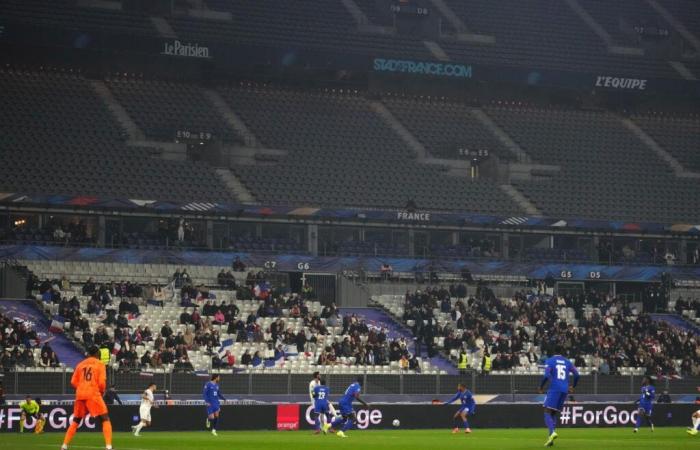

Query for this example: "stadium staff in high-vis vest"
[99,345,110,366]
[458,350,469,375]
[482,351,492,375]
[61,346,113,450]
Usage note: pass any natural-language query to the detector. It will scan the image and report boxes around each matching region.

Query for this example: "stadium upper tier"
[439,0,682,79]
[485,105,700,223]
[1,67,700,223]
[0,69,232,203]
[216,85,518,213]
[0,0,698,78]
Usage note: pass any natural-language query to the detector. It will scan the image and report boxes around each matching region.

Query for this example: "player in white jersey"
[687,409,700,435]
[687,387,700,436]
[132,383,157,436]
[309,371,336,434]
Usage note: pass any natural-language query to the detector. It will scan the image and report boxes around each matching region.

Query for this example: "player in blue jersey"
[312,378,331,434]
[324,377,370,438]
[203,374,226,436]
[634,376,655,433]
[444,383,476,434]
[538,346,579,447]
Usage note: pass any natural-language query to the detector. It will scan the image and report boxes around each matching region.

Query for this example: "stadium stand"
[0,0,158,36]
[375,286,700,377]
[382,97,515,161]
[440,0,682,79]
[580,0,674,46]
[0,68,233,203]
[2,0,696,80]
[484,104,700,223]
[168,0,433,59]
[3,252,696,378]
[217,83,520,213]
[28,273,433,374]
[2,64,700,223]
[0,310,61,370]
[631,113,700,173]
[2,0,700,392]
[656,0,700,49]
[106,77,242,144]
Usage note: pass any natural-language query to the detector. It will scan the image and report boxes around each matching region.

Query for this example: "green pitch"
[0,429,696,450]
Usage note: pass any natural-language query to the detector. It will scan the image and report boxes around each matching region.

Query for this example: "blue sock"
[210,417,218,430]
[314,415,320,430]
[342,417,354,431]
[463,418,469,429]
[331,417,344,428]
[696,422,700,430]
[544,413,555,435]
[635,415,642,429]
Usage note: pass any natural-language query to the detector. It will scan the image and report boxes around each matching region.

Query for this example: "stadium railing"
[2,369,697,396]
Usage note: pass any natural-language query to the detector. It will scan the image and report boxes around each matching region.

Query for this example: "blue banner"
[1,192,697,236]
[2,245,700,282]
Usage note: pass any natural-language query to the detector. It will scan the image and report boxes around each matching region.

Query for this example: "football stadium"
[0,0,699,449]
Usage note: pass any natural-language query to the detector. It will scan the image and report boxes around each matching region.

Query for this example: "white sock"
[693,416,699,429]
[135,422,145,433]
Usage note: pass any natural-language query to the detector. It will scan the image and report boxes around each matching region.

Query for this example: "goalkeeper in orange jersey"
[61,346,113,450]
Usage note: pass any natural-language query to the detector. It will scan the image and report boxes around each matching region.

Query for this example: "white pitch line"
[38,445,152,450]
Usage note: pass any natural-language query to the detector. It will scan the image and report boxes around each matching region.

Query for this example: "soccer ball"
[392,419,400,427]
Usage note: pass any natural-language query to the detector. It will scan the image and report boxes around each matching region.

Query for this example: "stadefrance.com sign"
[373,58,473,78]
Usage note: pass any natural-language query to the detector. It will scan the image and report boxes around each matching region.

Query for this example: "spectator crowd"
[17,268,700,379]
[402,284,700,377]
[0,311,60,370]
[31,267,423,373]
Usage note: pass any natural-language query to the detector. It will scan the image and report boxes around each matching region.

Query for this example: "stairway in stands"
[341,307,458,374]
[0,299,85,367]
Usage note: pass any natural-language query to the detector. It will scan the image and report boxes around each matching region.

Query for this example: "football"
[392,419,401,427]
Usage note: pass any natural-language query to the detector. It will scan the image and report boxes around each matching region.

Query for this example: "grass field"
[0,429,696,450]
